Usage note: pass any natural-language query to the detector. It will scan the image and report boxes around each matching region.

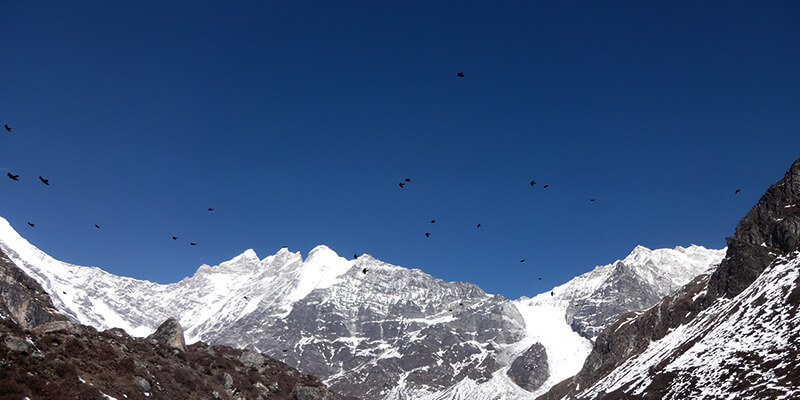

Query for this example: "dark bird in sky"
[520,259,526,263]
[425,232,431,238]
[362,267,368,274]
[538,277,542,280]
[190,242,197,246]
[94,224,100,229]
[208,208,214,211]
[543,185,549,189]
[4,125,10,132]
[399,182,405,188]
[530,180,536,186]
[404,178,411,182]
[735,189,741,194]
[7,173,19,181]
[39,176,50,185]
[457,72,465,77]
[353,253,359,259]
[431,219,436,223]
[477,223,481,228]
[172,236,178,240]
[590,199,596,202]
[27,222,34,227]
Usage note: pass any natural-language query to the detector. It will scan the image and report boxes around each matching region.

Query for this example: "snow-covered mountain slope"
[0,215,723,400]
[539,157,800,400]
[573,251,800,399]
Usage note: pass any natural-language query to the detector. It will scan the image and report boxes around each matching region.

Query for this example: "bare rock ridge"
[0,249,354,400]
[539,157,800,400]
[0,249,66,329]
[708,157,800,298]
[147,317,186,351]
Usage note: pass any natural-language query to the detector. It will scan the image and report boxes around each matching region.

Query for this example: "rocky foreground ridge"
[0,249,354,400]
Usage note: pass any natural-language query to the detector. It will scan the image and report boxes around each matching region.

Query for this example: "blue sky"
[1,1,798,299]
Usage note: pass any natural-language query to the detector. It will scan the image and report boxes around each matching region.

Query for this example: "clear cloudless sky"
[1,1,799,299]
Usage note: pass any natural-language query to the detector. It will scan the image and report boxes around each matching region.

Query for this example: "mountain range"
[0,215,723,399]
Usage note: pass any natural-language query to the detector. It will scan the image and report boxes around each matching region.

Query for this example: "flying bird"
[430,219,436,223]
[172,236,178,240]
[590,199,596,202]
[425,232,431,238]
[4,124,10,132]
[735,189,741,194]
[520,259,526,263]
[362,268,368,274]
[538,277,542,280]
[399,182,405,188]
[543,185,549,189]
[353,253,359,259]
[94,224,100,229]
[244,296,248,300]
[404,178,411,182]
[39,176,49,185]
[457,72,465,77]
[208,208,214,211]
[190,242,197,246]
[476,223,481,228]
[27,222,34,227]
[7,173,19,181]
[529,180,536,187]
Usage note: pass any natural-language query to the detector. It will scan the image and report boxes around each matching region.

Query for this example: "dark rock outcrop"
[0,249,66,329]
[709,157,800,298]
[506,342,549,391]
[147,317,186,351]
[538,157,800,400]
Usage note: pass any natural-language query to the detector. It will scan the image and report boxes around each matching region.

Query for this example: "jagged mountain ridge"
[0,216,723,399]
[0,249,353,400]
[539,157,800,400]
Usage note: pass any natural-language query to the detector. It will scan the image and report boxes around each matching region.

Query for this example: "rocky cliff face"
[538,157,800,400]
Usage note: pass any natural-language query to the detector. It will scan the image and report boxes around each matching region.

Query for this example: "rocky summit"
[0,212,723,400]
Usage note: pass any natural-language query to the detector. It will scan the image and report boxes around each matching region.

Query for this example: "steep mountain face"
[0,216,723,400]
[539,157,800,400]
[0,248,353,400]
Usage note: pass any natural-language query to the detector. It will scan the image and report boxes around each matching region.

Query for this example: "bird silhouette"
[425,232,431,238]
[520,259,525,263]
[4,125,10,132]
[530,180,536,186]
[190,242,197,246]
[27,222,34,227]
[590,199,596,202]
[62,291,66,294]
[208,208,214,211]
[735,189,741,194]
[404,178,411,182]
[362,267,368,274]
[7,173,19,181]
[551,291,554,296]
[543,185,549,189]
[399,182,405,188]
[39,176,49,185]
[353,253,359,259]
[244,296,248,300]
[457,72,465,77]
[431,219,436,223]
[538,277,542,280]
[477,223,481,228]
[94,224,100,229]
[172,236,178,240]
